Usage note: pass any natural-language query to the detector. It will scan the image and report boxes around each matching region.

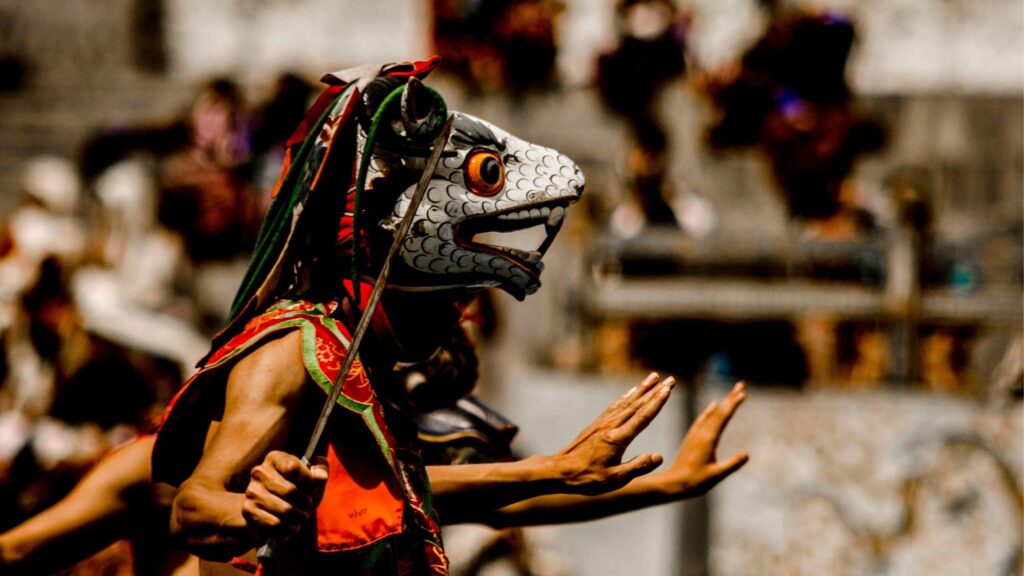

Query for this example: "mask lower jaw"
[386,255,543,300]
[384,277,502,294]
[385,275,536,301]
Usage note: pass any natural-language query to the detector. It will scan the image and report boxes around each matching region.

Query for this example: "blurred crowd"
[438,4,1022,422]
[0,0,1019,573]
[432,0,906,240]
[0,72,315,534]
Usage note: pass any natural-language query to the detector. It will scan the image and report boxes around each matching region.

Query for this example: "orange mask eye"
[464,150,505,197]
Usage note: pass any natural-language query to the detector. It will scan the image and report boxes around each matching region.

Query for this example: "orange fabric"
[316,438,405,552]
[232,557,259,573]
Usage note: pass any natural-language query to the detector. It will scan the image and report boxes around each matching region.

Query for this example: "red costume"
[153,59,450,574]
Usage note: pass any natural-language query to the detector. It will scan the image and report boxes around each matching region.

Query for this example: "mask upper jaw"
[371,103,586,302]
[381,197,577,302]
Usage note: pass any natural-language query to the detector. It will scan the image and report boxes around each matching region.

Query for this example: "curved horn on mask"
[358,75,447,156]
[401,77,446,143]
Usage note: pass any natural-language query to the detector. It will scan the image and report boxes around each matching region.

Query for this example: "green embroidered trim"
[361,410,396,469]
[203,301,376,416]
[298,318,372,415]
[284,307,397,468]
[265,300,295,313]
[350,84,406,302]
[318,314,348,344]
[204,317,308,371]
[358,538,390,571]
[227,86,354,321]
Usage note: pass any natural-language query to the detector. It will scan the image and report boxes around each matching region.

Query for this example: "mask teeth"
[544,205,565,232]
[538,206,566,255]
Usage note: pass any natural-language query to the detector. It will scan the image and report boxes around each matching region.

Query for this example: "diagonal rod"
[257,116,453,568]
[301,114,454,463]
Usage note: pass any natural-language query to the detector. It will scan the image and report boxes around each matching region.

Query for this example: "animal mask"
[375,106,585,300]
[223,59,584,348]
[349,71,584,301]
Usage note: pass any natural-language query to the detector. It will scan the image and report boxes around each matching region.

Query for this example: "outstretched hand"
[654,381,749,498]
[554,372,675,495]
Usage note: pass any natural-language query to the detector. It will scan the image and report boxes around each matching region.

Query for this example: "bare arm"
[169,330,327,561]
[458,382,749,528]
[431,373,677,524]
[172,344,677,556]
[0,436,154,574]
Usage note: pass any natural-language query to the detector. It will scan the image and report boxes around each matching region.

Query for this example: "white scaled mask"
[382,111,585,300]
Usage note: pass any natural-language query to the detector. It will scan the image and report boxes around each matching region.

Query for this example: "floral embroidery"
[315,334,344,373]
[169,298,448,574]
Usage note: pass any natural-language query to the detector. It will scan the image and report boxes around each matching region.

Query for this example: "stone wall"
[712,390,1023,576]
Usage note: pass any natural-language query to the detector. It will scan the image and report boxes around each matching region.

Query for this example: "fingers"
[250,463,306,505]
[608,452,664,486]
[695,400,717,426]
[607,377,675,444]
[309,455,329,480]
[629,372,668,403]
[308,455,329,501]
[610,375,675,429]
[244,478,309,525]
[265,451,326,492]
[562,372,663,454]
[707,382,746,449]
[243,451,329,539]
[718,382,747,425]
[705,451,749,485]
[242,501,289,538]
[606,372,662,423]
[626,372,662,400]
[243,477,308,540]
[681,451,749,498]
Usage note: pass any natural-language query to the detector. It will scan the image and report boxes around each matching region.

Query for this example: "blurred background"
[0,0,1020,575]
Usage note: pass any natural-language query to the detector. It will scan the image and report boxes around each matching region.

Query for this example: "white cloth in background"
[3,331,56,417]
[6,207,86,269]
[74,160,210,372]
[0,411,31,465]
[72,268,209,375]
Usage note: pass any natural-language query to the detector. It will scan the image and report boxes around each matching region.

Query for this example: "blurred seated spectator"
[597,0,691,235]
[0,157,86,319]
[431,0,564,95]
[249,72,315,215]
[4,259,81,419]
[81,78,259,265]
[701,8,885,228]
[692,9,887,388]
[0,258,165,531]
[80,75,317,328]
[73,160,208,376]
[81,78,260,329]
[493,0,564,96]
[158,78,258,264]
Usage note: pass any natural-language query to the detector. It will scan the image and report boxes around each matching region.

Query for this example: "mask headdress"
[349,76,447,301]
[208,59,444,360]
[206,57,584,362]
